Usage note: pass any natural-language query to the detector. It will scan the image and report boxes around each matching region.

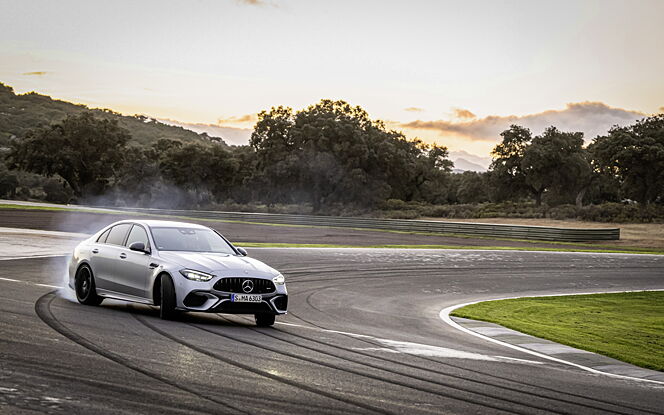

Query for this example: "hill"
[0,82,228,148]
[451,158,487,173]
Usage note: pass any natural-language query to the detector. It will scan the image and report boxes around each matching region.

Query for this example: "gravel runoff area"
[424,217,664,251]
[0,206,655,253]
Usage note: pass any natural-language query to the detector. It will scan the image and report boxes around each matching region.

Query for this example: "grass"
[451,291,664,371]
[1,202,663,254]
[0,203,132,216]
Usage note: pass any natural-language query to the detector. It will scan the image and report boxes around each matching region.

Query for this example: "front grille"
[213,277,276,294]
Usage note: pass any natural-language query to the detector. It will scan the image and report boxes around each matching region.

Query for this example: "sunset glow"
[1,0,662,156]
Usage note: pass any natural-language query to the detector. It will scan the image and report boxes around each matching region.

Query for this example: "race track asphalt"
[1,244,663,414]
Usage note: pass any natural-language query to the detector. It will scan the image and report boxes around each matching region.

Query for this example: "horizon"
[1,0,663,158]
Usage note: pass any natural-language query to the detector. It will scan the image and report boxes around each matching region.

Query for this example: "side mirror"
[129,241,149,254]
[236,247,248,256]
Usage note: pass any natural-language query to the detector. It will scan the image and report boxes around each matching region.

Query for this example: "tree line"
[1,99,663,218]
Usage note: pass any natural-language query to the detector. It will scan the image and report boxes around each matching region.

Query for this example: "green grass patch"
[451,291,664,371]
[0,203,135,216]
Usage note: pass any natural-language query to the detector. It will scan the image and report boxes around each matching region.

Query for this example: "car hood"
[158,251,278,277]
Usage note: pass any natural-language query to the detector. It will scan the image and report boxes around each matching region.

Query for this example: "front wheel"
[75,265,103,306]
[255,313,275,327]
[160,274,177,320]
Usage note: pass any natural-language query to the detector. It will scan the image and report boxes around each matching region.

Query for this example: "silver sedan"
[68,220,288,326]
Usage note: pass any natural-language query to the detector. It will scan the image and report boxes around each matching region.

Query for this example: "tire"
[75,265,103,306]
[255,313,275,327]
[160,274,177,320]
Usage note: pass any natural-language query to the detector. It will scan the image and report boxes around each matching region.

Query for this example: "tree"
[0,163,18,198]
[590,114,664,205]
[158,141,237,204]
[521,127,588,207]
[490,125,590,207]
[455,171,490,204]
[250,106,302,205]
[250,99,454,212]
[489,125,533,202]
[10,112,130,197]
[291,100,402,210]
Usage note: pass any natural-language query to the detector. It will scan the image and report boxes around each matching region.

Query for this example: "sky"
[1,0,662,159]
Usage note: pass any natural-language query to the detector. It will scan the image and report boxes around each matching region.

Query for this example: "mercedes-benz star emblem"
[241,279,254,293]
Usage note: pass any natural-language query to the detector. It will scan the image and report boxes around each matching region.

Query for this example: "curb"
[439,291,664,385]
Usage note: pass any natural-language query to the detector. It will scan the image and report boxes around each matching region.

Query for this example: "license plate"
[231,294,262,302]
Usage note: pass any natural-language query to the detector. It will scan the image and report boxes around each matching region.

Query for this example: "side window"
[105,224,132,246]
[96,228,111,243]
[125,225,150,249]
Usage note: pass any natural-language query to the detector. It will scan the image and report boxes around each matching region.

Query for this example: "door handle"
[92,249,99,254]
[149,263,159,269]
[119,253,127,259]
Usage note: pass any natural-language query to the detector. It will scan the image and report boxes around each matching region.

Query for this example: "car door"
[91,223,132,293]
[115,224,154,299]
[88,226,112,288]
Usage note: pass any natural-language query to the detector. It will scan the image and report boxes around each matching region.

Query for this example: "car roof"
[112,219,209,229]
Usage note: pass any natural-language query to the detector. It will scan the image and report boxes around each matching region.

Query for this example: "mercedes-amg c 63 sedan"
[68,220,288,326]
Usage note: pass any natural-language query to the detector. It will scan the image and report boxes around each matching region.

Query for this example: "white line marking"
[34,283,62,288]
[274,321,543,363]
[439,290,664,385]
[0,277,63,289]
[0,254,67,261]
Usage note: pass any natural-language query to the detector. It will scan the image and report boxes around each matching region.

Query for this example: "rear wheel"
[75,265,103,306]
[255,313,275,327]
[160,274,177,320]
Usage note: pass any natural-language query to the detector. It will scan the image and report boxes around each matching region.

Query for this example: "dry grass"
[422,217,664,250]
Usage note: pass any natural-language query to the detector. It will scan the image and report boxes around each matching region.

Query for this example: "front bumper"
[182,290,288,315]
[174,275,288,315]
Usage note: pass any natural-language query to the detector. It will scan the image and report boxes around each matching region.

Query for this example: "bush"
[548,204,578,220]
[374,201,664,223]
[42,177,74,204]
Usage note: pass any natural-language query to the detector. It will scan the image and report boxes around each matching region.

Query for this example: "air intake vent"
[272,295,288,311]
[183,292,209,307]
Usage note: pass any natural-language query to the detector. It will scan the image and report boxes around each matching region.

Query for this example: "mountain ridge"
[0,82,228,148]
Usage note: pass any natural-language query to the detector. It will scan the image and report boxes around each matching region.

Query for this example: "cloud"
[452,108,476,119]
[659,106,664,113]
[236,0,272,6]
[404,107,424,112]
[22,71,49,76]
[217,113,258,125]
[402,102,647,142]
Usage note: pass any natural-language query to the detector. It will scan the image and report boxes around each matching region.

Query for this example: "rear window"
[96,228,111,243]
[105,224,132,246]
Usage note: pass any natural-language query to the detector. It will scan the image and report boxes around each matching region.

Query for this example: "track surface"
[2,248,664,414]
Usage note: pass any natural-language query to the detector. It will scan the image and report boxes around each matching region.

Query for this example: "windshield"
[151,227,236,254]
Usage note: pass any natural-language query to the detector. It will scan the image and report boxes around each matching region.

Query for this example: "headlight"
[273,273,285,285]
[180,269,214,282]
